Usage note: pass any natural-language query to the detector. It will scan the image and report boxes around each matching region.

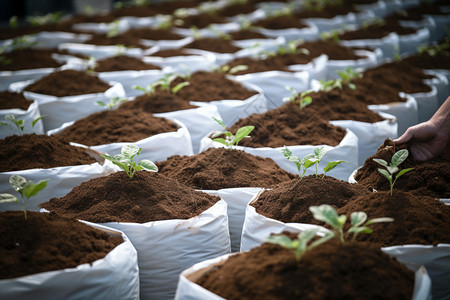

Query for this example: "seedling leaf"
[0,193,18,203]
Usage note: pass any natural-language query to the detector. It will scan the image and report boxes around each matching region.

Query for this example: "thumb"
[394,127,414,144]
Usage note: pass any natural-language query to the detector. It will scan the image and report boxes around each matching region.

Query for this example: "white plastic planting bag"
[0,221,140,300]
[339,32,400,60]
[72,19,130,35]
[155,104,222,154]
[254,21,320,42]
[200,128,358,181]
[233,70,310,110]
[173,22,240,38]
[202,188,264,252]
[101,199,231,300]
[32,31,92,48]
[140,36,194,50]
[400,17,437,45]
[190,80,267,127]
[58,43,144,60]
[288,53,328,81]
[302,12,356,32]
[368,93,418,136]
[398,28,430,56]
[174,253,431,300]
[355,0,388,18]
[423,70,449,108]
[406,85,438,124]
[0,100,44,138]
[426,13,450,41]
[49,118,193,161]
[0,68,55,92]
[0,156,116,212]
[98,70,166,97]
[119,16,158,29]
[326,50,379,80]
[9,80,125,131]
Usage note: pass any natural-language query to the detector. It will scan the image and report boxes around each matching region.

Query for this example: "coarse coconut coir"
[41,171,220,223]
[0,211,122,279]
[157,148,295,190]
[94,55,160,72]
[337,190,450,246]
[300,40,365,60]
[194,239,414,300]
[0,49,63,71]
[118,91,196,113]
[56,109,178,146]
[355,139,450,198]
[25,70,110,97]
[0,91,33,110]
[0,134,98,172]
[252,176,371,225]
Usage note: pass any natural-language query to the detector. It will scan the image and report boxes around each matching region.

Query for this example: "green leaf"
[302,96,312,106]
[323,160,347,173]
[122,144,140,159]
[391,149,409,167]
[5,114,15,123]
[9,175,27,192]
[386,165,399,174]
[303,159,316,170]
[22,179,48,199]
[266,235,295,249]
[314,146,327,159]
[395,167,414,179]
[139,159,158,172]
[229,65,248,74]
[213,138,228,146]
[32,116,44,128]
[211,131,226,138]
[373,158,388,167]
[234,126,254,145]
[348,83,356,90]
[365,217,394,226]
[96,101,107,107]
[309,204,343,230]
[0,122,8,126]
[0,193,18,203]
[172,82,189,94]
[348,226,373,235]
[350,211,367,227]
[377,168,392,183]
[212,116,226,130]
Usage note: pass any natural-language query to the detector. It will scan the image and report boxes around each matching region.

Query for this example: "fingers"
[394,126,414,144]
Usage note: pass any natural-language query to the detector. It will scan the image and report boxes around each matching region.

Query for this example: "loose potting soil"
[338,190,450,246]
[0,49,63,71]
[0,91,33,110]
[149,48,196,57]
[0,134,97,172]
[294,4,358,19]
[355,139,450,198]
[194,239,414,300]
[216,2,257,17]
[125,27,184,40]
[252,15,309,30]
[157,148,295,190]
[301,40,365,60]
[25,70,110,97]
[339,20,417,40]
[41,171,220,223]
[94,55,160,72]
[56,109,178,146]
[183,37,242,53]
[252,176,371,224]
[402,51,450,70]
[118,91,196,113]
[0,211,122,279]
[175,13,229,28]
[229,29,267,40]
[84,34,146,48]
[173,71,257,101]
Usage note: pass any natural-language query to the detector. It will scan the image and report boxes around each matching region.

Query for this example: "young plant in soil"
[418,40,450,57]
[101,144,158,179]
[0,114,44,136]
[96,96,128,110]
[373,149,414,196]
[215,64,249,75]
[320,30,341,42]
[310,204,394,243]
[27,12,62,26]
[282,146,346,189]
[283,86,313,109]
[0,175,48,220]
[212,117,254,149]
[106,20,121,39]
[133,74,189,95]
[207,25,232,40]
[318,67,361,91]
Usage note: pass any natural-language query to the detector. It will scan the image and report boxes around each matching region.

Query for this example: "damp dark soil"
[173,71,257,101]
[83,33,146,48]
[252,15,309,30]
[301,40,365,60]
[338,190,450,246]
[252,176,370,224]
[56,109,178,146]
[339,21,417,40]
[118,91,196,113]
[0,49,63,71]
[295,4,358,19]
[0,211,122,279]
[25,70,110,97]
[41,171,220,223]
[175,13,230,28]
[0,134,98,172]
[228,102,348,148]
[229,29,267,40]
[217,2,257,17]
[148,48,196,57]
[125,27,184,40]
[183,37,241,53]
[94,55,160,72]
[385,3,449,21]
[355,139,450,198]
[194,239,414,300]
[111,0,201,17]
[157,148,295,190]
[0,91,33,110]
[402,51,450,71]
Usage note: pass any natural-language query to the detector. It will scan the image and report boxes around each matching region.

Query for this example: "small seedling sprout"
[0,114,44,136]
[101,144,158,179]
[27,12,62,26]
[84,56,97,73]
[9,16,18,28]
[207,25,232,40]
[212,117,254,149]
[107,20,121,38]
[266,228,333,261]
[336,66,362,90]
[96,97,128,110]
[216,64,249,75]
[309,204,393,243]
[320,30,341,42]
[0,175,48,220]
[133,74,189,95]
[373,149,414,196]
[418,40,450,57]
[282,86,313,109]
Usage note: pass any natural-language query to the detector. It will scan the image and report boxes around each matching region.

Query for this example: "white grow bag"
[288,53,328,81]
[48,118,193,161]
[202,188,264,253]
[0,100,44,138]
[399,17,437,44]
[0,68,56,92]
[233,70,310,110]
[423,70,449,108]
[302,12,356,32]
[326,50,380,80]
[0,221,140,300]
[406,85,438,124]
[254,20,320,42]
[72,20,130,35]
[58,43,145,60]
[173,22,240,38]
[339,32,400,60]
[174,252,431,300]
[140,36,194,50]
[9,80,125,131]
[398,27,430,56]
[100,199,231,300]
[200,128,358,181]
[0,156,116,212]
[97,70,166,97]
[355,0,388,18]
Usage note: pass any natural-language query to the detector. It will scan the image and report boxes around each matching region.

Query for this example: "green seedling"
[27,12,62,26]
[0,175,48,220]
[282,86,313,109]
[84,56,97,73]
[9,16,18,28]
[216,64,249,74]
[0,114,44,136]
[263,3,295,18]
[318,79,339,92]
[207,25,232,40]
[174,8,190,19]
[190,26,202,40]
[83,5,94,16]
[96,97,128,110]
[304,0,343,12]
[373,149,414,196]
[107,20,121,38]
[266,228,333,261]
[320,30,341,42]
[362,18,385,30]
[101,144,158,179]
[157,15,175,30]
[211,117,254,149]
[336,66,362,90]
[115,44,134,56]
[277,39,310,56]
[197,2,219,14]
[133,74,189,95]
[418,40,450,57]
[309,204,393,243]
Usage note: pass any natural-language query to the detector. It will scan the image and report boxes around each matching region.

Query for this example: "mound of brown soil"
[0,91,33,110]
[118,91,196,113]
[0,49,62,71]
[184,37,241,53]
[94,55,160,72]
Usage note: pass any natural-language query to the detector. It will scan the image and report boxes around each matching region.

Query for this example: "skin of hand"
[394,96,450,161]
